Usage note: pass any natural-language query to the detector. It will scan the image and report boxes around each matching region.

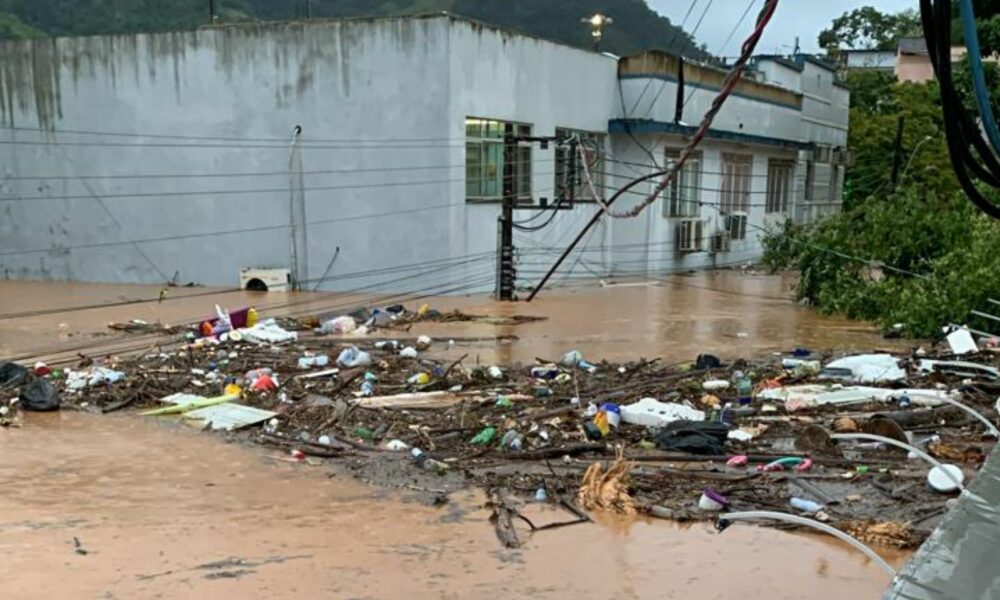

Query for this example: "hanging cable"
[957,0,1000,156]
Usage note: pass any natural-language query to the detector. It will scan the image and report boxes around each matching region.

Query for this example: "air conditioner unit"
[239,268,291,292]
[726,212,748,241]
[676,218,703,252]
[710,231,732,253]
[834,148,852,165]
[813,146,833,163]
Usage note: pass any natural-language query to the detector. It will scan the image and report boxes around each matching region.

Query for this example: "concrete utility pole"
[497,134,517,301]
[288,125,309,291]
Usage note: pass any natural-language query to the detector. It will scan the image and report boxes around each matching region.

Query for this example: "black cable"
[922,0,1000,218]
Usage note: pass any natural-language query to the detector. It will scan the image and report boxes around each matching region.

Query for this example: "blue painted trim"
[619,73,802,111]
[608,119,811,150]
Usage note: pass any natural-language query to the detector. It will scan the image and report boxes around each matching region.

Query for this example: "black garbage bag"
[656,421,730,455]
[695,354,723,370]
[19,376,61,411]
[0,361,29,388]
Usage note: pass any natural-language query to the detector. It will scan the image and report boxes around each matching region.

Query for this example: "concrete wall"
[0,16,849,295]
[0,15,619,294]
[620,76,803,143]
[799,61,849,147]
[754,60,803,93]
[600,133,800,276]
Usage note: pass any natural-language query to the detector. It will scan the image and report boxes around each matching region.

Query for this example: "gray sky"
[648,0,917,55]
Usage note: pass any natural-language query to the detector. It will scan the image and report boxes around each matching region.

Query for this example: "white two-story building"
[0,13,849,294]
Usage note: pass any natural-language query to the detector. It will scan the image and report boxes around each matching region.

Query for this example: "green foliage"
[762,190,1000,337]
[843,78,951,209]
[766,5,1000,338]
[818,6,921,51]
[0,10,41,39]
[0,0,709,59]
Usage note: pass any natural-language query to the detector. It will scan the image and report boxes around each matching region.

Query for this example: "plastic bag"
[19,376,61,411]
[337,346,372,368]
[0,361,29,388]
[319,315,357,335]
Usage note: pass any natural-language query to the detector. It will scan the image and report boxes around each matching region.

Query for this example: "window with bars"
[465,118,532,203]
[720,153,752,215]
[766,159,795,213]
[661,149,702,218]
[554,128,605,203]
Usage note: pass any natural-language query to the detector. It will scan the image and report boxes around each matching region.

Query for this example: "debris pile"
[11,305,1000,549]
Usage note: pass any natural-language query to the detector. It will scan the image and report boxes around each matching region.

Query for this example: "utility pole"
[496,133,516,301]
[208,0,217,23]
[305,0,312,19]
[890,115,906,187]
[567,136,578,206]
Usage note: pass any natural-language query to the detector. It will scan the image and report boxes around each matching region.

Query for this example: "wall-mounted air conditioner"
[726,212,748,241]
[676,218,704,252]
[710,231,732,253]
[239,268,291,292]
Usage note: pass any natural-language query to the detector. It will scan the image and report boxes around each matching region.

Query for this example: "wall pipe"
[716,510,897,577]
[830,433,965,491]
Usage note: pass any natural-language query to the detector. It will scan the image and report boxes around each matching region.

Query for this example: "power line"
[0,125,463,145]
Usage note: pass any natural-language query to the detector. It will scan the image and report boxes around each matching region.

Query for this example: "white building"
[0,14,849,295]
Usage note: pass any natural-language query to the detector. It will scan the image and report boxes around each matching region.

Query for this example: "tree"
[818,6,921,51]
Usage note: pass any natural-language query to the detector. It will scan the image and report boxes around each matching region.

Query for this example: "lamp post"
[582,13,613,51]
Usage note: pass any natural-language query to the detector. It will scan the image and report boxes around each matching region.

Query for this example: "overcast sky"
[648,0,918,55]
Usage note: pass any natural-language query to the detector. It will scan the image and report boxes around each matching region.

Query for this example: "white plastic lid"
[927,464,965,493]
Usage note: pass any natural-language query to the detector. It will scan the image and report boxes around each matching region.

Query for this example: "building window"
[766,159,795,213]
[661,149,702,218]
[554,128,605,203]
[720,153,752,215]
[466,118,531,203]
[804,160,815,202]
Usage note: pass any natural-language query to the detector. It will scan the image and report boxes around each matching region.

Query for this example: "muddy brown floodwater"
[0,273,914,598]
[2,413,909,600]
[0,272,908,365]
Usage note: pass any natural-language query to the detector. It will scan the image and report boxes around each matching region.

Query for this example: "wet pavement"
[0,273,918,598]
[1,412,910,599]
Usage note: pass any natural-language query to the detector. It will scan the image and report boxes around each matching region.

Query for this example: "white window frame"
[661,149,702,218]
[766,159,795,214]
[720,153,752,215]
[465,117,532,204]
[555,128,605,203]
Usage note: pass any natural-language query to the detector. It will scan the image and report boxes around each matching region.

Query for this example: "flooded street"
[0,273,914,598]
[1,412,908,599]
[0,272,905,366]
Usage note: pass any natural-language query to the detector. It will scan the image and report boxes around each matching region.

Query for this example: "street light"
[582,13,613,51]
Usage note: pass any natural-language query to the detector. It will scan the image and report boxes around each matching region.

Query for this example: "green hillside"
[0,0,707,58]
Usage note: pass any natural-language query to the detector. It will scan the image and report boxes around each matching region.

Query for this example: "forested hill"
[0,0,707,58]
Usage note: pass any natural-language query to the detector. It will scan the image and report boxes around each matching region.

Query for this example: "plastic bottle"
[736,374,753,406]
[360,380,375,397]
[246,307,259,327]
[790,497,823,514]
[410,448,450,473]
[470,427,497,445]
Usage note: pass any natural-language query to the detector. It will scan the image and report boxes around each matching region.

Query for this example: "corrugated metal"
[884,443,1000,599]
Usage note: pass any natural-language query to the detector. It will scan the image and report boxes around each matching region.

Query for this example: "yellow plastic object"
[594,412,611,436]
[140,393,239,416]
[224,383,243,397]
[246,307,259,327]
[417,303,431,316]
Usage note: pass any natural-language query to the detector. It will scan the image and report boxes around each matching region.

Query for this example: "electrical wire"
[599,0,780,220]
[958,0,1000,156]
[0,124,464,145]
